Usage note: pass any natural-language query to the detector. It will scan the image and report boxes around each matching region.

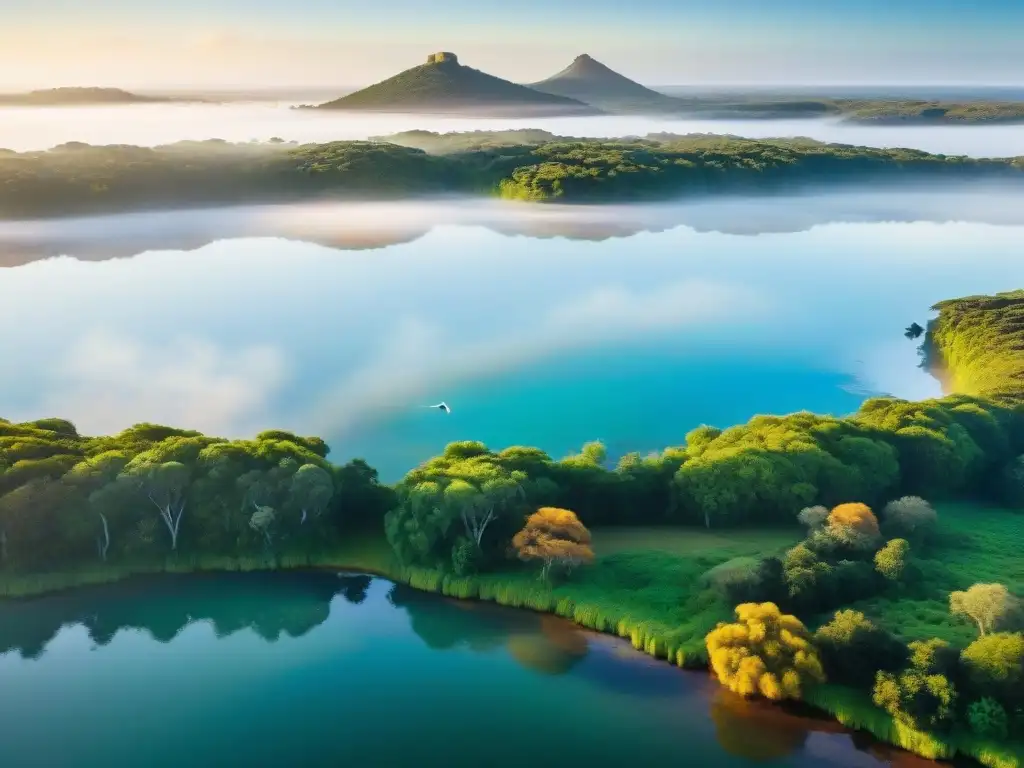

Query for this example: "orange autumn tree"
[824,502,881,550]
[706,602,825,701]
[512,507,595,581]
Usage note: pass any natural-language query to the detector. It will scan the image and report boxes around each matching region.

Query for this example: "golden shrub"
[706,602,826,701]
[827,502,880,538]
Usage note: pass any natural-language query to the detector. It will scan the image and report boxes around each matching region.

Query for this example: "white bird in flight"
[426,402,451,414]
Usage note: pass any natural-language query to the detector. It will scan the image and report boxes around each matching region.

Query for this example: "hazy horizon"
[2,0,1022,90]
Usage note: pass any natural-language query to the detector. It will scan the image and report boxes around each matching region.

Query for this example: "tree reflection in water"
[0,573,957,767]
[336,574,372,605]
[388,583,588,674]
[0,572,356,658]
[506,615,589,675]
[710,689,809,761]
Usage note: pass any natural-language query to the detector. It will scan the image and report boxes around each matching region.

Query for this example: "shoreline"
[3,554,1020,768]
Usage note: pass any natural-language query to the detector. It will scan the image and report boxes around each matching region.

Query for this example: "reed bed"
[805,685,1023,768]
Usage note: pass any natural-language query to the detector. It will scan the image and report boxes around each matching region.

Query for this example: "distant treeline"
[670,98,1024,124]
[833,99,1024,125]
[2,134,1024,218]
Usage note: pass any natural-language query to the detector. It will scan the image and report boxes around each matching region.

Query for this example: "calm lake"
[2,102,1024,157]
[0,572,934,768]
[1,188,1023,480]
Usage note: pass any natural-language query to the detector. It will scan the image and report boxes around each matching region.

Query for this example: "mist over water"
[3,187,1024,265]
[1,189,1022,479]
[2,103,1024,156]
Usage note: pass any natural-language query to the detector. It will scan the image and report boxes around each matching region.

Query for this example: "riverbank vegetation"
[3,134,1024,219]
[1,291,1022,765]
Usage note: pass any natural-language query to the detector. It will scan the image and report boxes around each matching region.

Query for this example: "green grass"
[400,549,724,667]
[393,526,804,669]
[591,526,800,558]
[805,685,1024,768]
[930,290,1024,401]
[841,503,1024,645]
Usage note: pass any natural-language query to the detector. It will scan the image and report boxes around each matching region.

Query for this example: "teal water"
[1,190,1023,480]
[0,573,931,767]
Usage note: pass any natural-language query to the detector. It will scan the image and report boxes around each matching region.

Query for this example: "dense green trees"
[961,633,1024,709]
[0,420,392,574]
[383,441,555,573]
[2,135,1023,219]
[0,140,459,220]
[836,99,1024,125]
[2,388,1019,580]
[494,137,1024,202]
[873,639,960,731]
[814,610,906,686]
[716,501,914,614]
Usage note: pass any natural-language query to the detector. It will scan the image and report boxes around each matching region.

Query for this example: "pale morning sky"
[2,0,1021,89]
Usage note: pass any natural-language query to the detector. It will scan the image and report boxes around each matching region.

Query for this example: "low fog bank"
[3,103,1024,157]
[3,185,1024,266]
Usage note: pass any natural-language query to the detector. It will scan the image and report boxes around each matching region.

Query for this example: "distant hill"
[528,54,681,113]
[314,52,600,116]
[0,87,173,106]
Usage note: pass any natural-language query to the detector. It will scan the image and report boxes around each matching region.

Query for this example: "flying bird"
[426,402,451,414]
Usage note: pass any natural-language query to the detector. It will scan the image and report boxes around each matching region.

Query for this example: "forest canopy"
[2,134,1023,219]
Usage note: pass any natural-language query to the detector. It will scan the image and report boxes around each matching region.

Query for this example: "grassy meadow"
[390,503,1023,670]
[845,503,1024,646]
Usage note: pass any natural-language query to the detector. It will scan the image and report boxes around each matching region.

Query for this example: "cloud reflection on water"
[4,187,1024,266]
[1,192,1023,476]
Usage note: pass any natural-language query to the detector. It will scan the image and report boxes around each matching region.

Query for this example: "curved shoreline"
[2,555,1019,768]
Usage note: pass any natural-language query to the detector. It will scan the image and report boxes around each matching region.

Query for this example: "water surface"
[1,190,1022,479]
[2,102,1024,156]
[0,573,935,767]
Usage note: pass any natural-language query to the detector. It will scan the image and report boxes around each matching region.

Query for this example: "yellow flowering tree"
[512,507,594,581]
[824,502,881,550]
[706,602,826,701]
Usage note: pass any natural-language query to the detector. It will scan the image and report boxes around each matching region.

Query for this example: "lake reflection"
[1,191,1023,479]
[0,573,935,767]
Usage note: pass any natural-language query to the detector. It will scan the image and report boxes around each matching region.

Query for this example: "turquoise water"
[0,573,930,767]
[1,190,1023,480]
